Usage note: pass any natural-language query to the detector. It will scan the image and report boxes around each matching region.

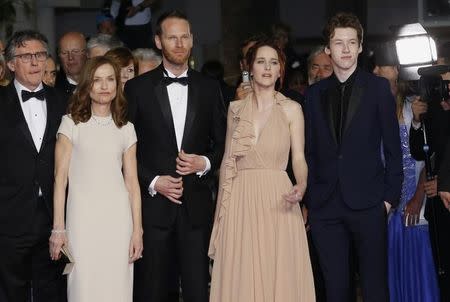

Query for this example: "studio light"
[395,23,437,80]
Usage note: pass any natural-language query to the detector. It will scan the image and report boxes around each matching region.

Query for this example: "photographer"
[409,42,450,300]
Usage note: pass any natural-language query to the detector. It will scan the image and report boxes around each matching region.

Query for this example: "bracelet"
[51,229,66,234]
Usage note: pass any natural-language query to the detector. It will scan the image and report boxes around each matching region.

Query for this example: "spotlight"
[395,23,437,80]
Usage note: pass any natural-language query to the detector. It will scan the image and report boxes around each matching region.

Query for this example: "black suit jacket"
[0,82,66,236]
[55,71,76,99]
[125,65,226,228]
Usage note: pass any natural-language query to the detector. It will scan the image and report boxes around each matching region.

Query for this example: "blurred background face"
[138,59,159,75]
[373,65,398,96]
[59,33,87,79]
[43,57,57,87]
[120,61,135,88]
[308,52,333,84]
[7,40,47,90]
[90,63,117,105]
[437,58,450,81]
[98,20,116,35]
[0,40,4,55]
[88,46,109,58]
[372,65,398,83]
[273,29,288,50]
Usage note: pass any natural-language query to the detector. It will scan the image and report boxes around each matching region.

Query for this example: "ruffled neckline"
[208,91,288,258]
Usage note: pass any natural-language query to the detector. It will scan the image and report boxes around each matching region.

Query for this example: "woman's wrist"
[296,182,306,193]
[133,227,143,235]
[51,229,66,234]
[52,223,65,230]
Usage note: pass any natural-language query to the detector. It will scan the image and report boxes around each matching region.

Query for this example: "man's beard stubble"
[162,47,191,66]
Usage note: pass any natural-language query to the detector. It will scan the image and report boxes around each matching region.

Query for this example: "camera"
[418,65,450,103]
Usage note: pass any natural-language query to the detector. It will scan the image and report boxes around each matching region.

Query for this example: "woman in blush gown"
[208,39,315,302]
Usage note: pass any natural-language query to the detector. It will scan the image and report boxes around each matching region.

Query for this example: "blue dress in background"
[388,107,440,301]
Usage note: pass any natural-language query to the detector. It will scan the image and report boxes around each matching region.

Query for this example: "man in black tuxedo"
[125,10,226,302]
[304,13,403,302]
[0,30,67,302]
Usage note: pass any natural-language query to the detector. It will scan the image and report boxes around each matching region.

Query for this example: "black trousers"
[425,197,450,302]
[0,197,66,302]
[309,192,388,302]
[134,206,210,302]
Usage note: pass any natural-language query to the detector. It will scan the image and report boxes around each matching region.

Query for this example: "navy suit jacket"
[304,69,403,210]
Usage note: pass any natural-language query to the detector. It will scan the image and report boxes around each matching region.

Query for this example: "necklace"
[91,115,113,126]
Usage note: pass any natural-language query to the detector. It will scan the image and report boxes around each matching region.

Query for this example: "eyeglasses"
[14,51,48,63]
[59,49,86,58]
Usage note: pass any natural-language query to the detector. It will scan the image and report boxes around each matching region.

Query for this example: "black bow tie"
[162,76,189,86]
[22,89,46,102]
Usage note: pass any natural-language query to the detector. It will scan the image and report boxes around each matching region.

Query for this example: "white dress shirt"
[15,80,47,151]
[15,80,47,196]
[67,76,78,86]
[148,68,211,196]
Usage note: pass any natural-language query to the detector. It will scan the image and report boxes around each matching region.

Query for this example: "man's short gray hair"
[87,34,123,52]
[307,45,327,71]
[4,30,49,62]
[132,48,162,64]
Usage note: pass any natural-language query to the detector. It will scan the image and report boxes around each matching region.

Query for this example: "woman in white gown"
[49,56,143,302]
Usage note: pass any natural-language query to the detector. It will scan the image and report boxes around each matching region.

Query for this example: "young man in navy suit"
[304,13,403,302]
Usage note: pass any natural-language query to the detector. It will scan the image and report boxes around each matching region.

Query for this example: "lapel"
[40,85,56,153]
[343,71,365,135]
[180,69,198,150]
[153,65,178,149]
[6,83,37,153]
[320,81,338,146]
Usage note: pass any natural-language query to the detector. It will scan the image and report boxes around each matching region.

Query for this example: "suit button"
[338,154,343,159]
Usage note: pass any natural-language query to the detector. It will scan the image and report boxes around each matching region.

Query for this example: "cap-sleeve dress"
[58,114,137,302]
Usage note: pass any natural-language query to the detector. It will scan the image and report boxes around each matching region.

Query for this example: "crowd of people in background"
[1,2,450,302]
